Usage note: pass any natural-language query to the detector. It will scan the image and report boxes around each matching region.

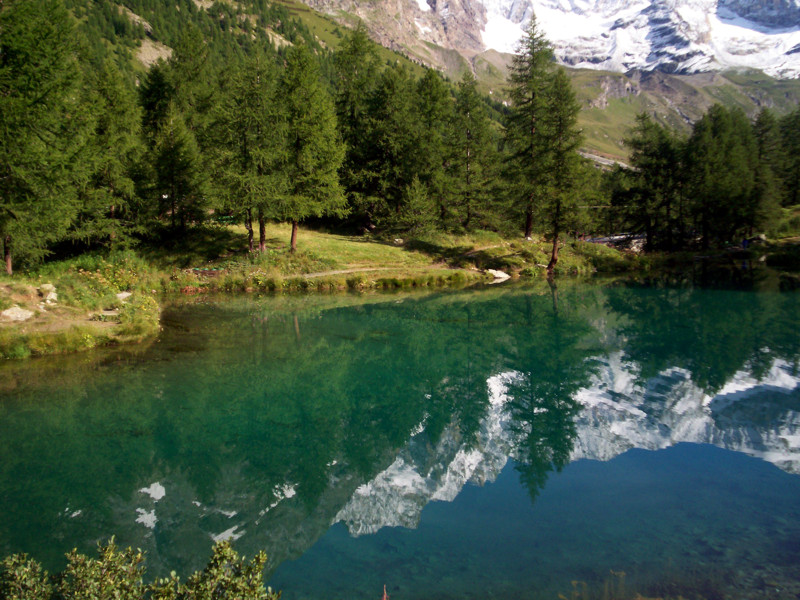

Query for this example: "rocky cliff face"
[302,0,800,78]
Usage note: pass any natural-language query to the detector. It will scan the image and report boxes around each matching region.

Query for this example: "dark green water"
[2,279,800,599]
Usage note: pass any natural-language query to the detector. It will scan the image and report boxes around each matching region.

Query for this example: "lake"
[1,276,799,599]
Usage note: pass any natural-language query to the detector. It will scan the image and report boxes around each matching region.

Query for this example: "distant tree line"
[2,0,799,277]
[607,103,800,251]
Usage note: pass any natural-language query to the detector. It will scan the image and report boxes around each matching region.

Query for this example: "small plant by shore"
[0,539,279,600]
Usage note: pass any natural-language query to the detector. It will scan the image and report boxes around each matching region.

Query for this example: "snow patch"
[135,508,157,529]
[211,526,245,543]
[139,482,166,502]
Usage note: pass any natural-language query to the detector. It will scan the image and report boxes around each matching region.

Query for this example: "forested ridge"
[2,0,800,279]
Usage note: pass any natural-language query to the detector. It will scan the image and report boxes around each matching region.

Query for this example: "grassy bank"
[7,221,795,360]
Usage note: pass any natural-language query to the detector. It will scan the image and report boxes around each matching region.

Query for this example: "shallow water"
[1,279,799,599]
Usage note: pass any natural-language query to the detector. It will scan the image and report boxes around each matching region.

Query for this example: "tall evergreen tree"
[625,113,685,250]
[446,72,498,230]
[151,103,207,230]
[415,69,453,224]
[211,54,285,252]
[278,45,346,252]
[751,108,783,232]
[0,0,90,274]
[779,107,800,207]
[367,63,420,226]
[71,59,144,248]
[686,105,758,247]
[539,68,584,274]
[504,16,555,239]
[332,23,381,230]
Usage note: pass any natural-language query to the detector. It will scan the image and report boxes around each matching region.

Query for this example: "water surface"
[1,279,799,599]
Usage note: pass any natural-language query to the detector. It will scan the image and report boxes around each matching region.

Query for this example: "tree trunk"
[547,277,559,315]
[3,235,11,276]
[290,220,298,253]
[524,204,533,239]
[245,208,254,253]
[258,209,266,253]
[546,231,559,278]
[109,205,116,241]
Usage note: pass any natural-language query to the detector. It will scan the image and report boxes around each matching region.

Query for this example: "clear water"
[1,279,800,599]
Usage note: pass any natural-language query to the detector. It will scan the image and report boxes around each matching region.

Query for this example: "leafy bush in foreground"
[0,540,279,600]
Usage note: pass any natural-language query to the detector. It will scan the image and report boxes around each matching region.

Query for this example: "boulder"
[486,269,510,282]
[1,305,34,322]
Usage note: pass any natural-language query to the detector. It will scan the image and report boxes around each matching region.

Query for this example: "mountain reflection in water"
[0,280,799,599]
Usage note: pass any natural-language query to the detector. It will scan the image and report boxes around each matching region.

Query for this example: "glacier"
[478,0,800,78]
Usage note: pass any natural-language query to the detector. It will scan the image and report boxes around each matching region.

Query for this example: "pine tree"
[751,108,783,233]
[415,69,453,226]
[333,23,381,230]
[278,45,346,252]
[211,53,286,253]
[152,103,207,230]
[625,113,685,250]
[368,63,421,225]
[686,105,758,247]
[447,71,498,230]
[71,59,144,248]
[0,0,90,274]
[779,107,800,207]
[540,68,583,274]
[504,16,555,239]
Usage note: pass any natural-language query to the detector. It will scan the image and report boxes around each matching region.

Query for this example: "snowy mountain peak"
[478,0,800,77]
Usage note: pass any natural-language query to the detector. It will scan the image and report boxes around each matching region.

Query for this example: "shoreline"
[2,225,798,361]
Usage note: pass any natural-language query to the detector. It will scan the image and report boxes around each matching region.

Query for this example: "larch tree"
[333,23,381,229]
[212,54,286,253]
[0,0,91,274]
[625,112,685,250]
[414,69,453,225]
[504,15,555,239]
[278,45,346,252]
[447,71,498,230]
[72,58,144,248]
[539,68,584,275]
[368,63,421,224]
[686,105,757,247]
[751,108,783,233]
[151,103,207,230]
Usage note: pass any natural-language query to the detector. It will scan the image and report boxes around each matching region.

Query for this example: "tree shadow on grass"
[403,239,525,271]
[138,225,250,269]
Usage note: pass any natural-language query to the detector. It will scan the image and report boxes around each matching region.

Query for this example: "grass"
[21,220,788,360]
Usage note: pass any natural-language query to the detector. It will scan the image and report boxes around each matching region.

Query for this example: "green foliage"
[0,554,52,600]
[151,542,276,600]
[117,294,160,339]
[58,540,144,600]
[0,541,279,600]
[446,72,500,231]
[399,177,438,234]
[277,45,346,248]
[0,0,91,272]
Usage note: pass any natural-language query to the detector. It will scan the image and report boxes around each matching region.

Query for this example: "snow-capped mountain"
[478,0,800,78]
[334,357,800,536]
[301,0,800,79]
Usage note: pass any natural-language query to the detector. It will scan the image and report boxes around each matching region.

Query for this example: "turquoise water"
[1,279,799,599]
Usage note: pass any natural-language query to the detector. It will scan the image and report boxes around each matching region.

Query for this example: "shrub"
[0,540,280,600]
[117,295,160,339]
